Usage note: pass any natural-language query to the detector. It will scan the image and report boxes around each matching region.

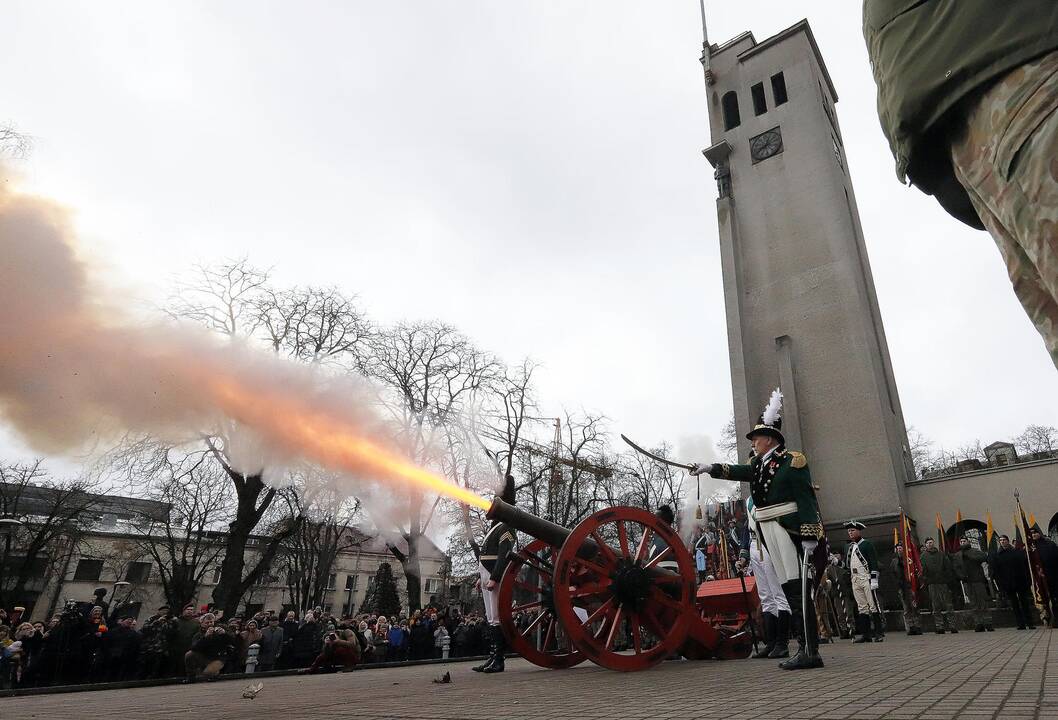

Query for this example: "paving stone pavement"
[6,627,1056,719]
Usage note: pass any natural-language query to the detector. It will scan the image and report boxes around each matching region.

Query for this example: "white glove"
[688,462,712,477]
[801,539,818,553]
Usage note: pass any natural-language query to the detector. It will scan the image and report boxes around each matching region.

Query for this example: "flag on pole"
[955,508,964,548]
[986,510,998,556]
[1014,513,1025,548]
[893,526,899,548]
[1030,512,1037,529]
[898,509,921,608]
[935,512,946,553]
[1015,491,1051,625]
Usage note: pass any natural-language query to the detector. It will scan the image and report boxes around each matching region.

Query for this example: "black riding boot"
[872,612,886,642]
[482,625,505,673]
[753,613,776,658]
[853,614,871,643]
[779,579,824,670]
[768,611,790,659]
[472,627,498,672]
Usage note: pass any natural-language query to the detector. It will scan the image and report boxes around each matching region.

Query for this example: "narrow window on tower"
[722,91,741,131]
[771,72,788,106]
[751,83,767,116]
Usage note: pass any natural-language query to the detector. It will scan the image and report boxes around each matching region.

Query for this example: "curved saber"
[619,434,695,471]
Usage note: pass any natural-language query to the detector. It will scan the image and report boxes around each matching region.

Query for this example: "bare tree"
[0,461,103,611]
[363,321,499,611]
[1014,424,1058,457]
[0,123,31,159]
[168,258,269,337]
[279,480,364,615]
[717,416,739,463]
[620,443,685,512]
[906,426,936,477]
[125,450,231,611]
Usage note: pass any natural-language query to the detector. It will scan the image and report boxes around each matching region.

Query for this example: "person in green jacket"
[863,1,1058,369]
[691,389,825,671]
[844,521,885,644]
[953,537,994,633]
[919,538,957,634]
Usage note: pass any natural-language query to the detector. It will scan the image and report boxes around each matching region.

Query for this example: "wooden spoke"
[581,597,615,626]
[590,530,618,564]
[571,556,613,578]
[617,520,631,559]
[543,617,556,652]
[522,608,549,636]
[514,579,547,595]
[643,546,672,570]
[569,580,613,598]
[634,526,654,564]
[511,600,543,613]
[605,607,624,650]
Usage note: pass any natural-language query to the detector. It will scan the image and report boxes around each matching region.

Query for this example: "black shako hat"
[746,388,785,445]
[500,474,516,505]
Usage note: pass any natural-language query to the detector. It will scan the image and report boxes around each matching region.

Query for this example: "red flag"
[900,510,921,608]
[1016,493,1051,623]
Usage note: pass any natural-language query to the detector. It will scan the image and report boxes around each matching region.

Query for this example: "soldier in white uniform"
[738,496,792,659]
[844,521,884,643]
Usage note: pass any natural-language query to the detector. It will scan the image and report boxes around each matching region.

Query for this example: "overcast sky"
[2,1,1056,475]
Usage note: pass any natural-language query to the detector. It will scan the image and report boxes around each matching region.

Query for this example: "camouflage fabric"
[950,51,1058,369]
[927,585,956,631]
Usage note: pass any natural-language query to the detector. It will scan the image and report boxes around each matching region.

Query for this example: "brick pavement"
[5,628,1055,719]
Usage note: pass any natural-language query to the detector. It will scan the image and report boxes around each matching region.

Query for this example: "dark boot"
[872,613,885,642]
[753,614,776,659]
[482,625,505,674]
[974,624,985,632]
[907,627,922,636]
[768,611,790,659]
[472,627,498,672]
[853,615,871,643]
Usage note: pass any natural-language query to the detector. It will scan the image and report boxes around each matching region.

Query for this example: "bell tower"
[701,20,912,528]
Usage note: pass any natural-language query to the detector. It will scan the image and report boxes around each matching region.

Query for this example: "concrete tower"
[701,20,912,529]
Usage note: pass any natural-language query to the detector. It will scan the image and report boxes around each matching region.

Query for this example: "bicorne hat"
[746,388,785,444]
[844,520,866,531]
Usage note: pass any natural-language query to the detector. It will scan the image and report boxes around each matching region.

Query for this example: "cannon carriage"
[488,498,759,672]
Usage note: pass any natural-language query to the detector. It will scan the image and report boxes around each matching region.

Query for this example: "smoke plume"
[0,171,488,509]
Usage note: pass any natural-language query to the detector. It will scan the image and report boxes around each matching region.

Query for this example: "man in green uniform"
[691,389,825,670]
[863,1,1058,369]
[920,538,957,634]
[953,536,994,632]
[890,543,922,636]
[845,521,884,643]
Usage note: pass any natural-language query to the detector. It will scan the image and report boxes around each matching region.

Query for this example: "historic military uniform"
[741,496,792,659]
[696,389,825,670]
[473,476,516,674]
[920,544,957,633]
[844,521,884,643]
[824,555,856,639]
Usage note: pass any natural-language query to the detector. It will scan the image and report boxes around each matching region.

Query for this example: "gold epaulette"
[800,522,824,540]
[789,451,807,469]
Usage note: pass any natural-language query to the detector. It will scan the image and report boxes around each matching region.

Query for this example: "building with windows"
[0,483,450,622]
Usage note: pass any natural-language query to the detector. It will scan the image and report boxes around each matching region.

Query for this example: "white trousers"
[479,562,501,626]
[851,571,879,614]
[749,536,790,615]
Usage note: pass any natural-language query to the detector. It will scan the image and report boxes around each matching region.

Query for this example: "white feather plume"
[762,388,783,426]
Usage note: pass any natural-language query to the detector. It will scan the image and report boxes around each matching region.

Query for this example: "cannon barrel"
[486,497,574,549]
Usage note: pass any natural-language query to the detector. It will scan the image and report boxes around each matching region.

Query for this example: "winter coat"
[992,546,1031,593]
[952,546,989,583]
[258,626,285,663]
[863,0,1058,228]
[919,547,954,587]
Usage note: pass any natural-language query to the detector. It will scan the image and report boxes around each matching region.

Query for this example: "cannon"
[488,498,758,672]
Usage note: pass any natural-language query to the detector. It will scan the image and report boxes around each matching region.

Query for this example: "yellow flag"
[986,510,994,546]
[1030,512,1037,527]
[893,527,899,546]
[956,508,963,524]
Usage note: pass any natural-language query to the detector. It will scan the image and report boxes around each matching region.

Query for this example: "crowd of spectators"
[0,595,496,689]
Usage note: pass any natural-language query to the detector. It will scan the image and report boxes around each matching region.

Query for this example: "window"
[751,83,767,116]
[326,572,337,590]
[125,562,151,583]
[771,72,788,105]
[73,558,103,582]
[721,91,741,131]
[344,574,358,590]
[424,578,442,595]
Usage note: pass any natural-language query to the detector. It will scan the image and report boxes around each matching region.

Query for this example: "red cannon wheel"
[497,539,586,669]
[552,506,697,671]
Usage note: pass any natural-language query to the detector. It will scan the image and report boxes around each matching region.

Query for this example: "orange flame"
[209,379,491,510]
